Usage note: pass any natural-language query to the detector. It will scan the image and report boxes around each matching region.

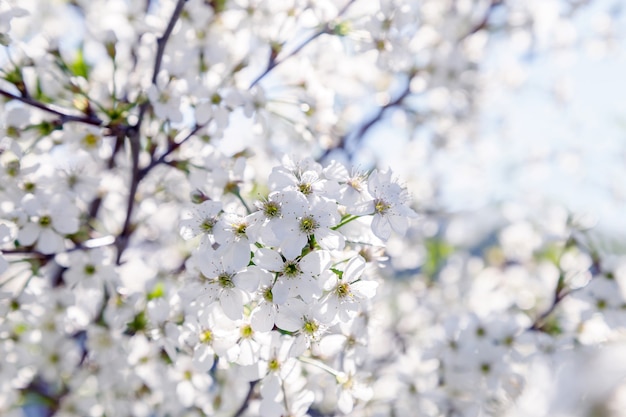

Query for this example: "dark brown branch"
[135,0,187,128]
[249,28,330,89]
[459,0,503,41]
[528,234,604,333]
[151,0,187,85]
[232,380,258,417]
[318,80,412,162]
[115,0,187,264]
[138,123,203,179]
[528,272,568,331]
[115,125,141,264]
[0,87,103,126]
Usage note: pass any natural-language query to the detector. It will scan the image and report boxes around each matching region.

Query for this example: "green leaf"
[34,78,54,103]
[147,282,165,300]
[68,46,90,79]
[536,243,562,265]
[330,268,343,279]
[536,316,562,336]
[208,0,227,13]
[423,238,454,278]
[126,311,148,334]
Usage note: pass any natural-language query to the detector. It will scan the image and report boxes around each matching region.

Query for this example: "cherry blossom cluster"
[169,156,417,415]
[357,205,626,417]
[1,0,625,416]
[0,153,415,416]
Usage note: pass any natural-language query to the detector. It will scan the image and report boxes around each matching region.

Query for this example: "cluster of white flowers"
[1,0,625,416]
[359,205,626,417]
[0,149,416,416]
[174,156,416,415]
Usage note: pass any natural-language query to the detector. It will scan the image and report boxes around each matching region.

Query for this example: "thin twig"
[249,0,356,89]
[138,123,203,179]
[116,125,140,264]
[458,0,503,41]
[232,380,258,417]
[0,87,103,126]
[318,0,503,162]
[318,81,412,162]
[152,0,187,84]
[528,233,604,332]
[142,0,357,175]
[115,0,187,264]
[249,28,329,89]
[135,0,187,129]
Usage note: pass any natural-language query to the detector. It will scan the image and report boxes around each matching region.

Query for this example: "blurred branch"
[0,87,104,126]
[318,79,413,162]
[115,0,187,265]
[319,0,504,162]
[249,0,356,88]
[142,1,358,174]
[152,0,186,85]
[135,0,187,128]
[528,233,606,333]
[232,380,258,417]
[137,123,203,179]
[459,0,504,41]
[249,28,330,89]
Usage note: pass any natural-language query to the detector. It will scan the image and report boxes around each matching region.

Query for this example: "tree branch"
[459,0,503,41]
[528,234,605,333]
[135,0,187,128]
[318,0,503,162]
[249,28,330,89]
[249,0,356,89]
[137,123,203,180]
[318,80,412,162]
[152,0,187,85]
[232,380,258,417]
[0,87,103,126]
[115,0,187,264]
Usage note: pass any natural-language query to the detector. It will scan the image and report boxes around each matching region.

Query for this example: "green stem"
[331,214,360,230]
[232,190,252,214]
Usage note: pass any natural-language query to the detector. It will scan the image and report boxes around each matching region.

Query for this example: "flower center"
[84,264,96,275]
[303,318,319,335]
[82,133,99,148]
[200,218,216,233]
[158,91,170,103]
[233,222,247,237]
[268,357,281,372]
[262,201,280,218]
[262,287,273,302]
[39,215,52,227]
[374,198,391,215]
[299,216,318,234]
[6,160,20,177]
[199,329,213,344]
[347,175,364,191]
[282,261,301,278]
[218,273,235,289]
[336,282,350,298]
[298,182,313,195]
[23,182,36,192]
[240,324,253,338]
